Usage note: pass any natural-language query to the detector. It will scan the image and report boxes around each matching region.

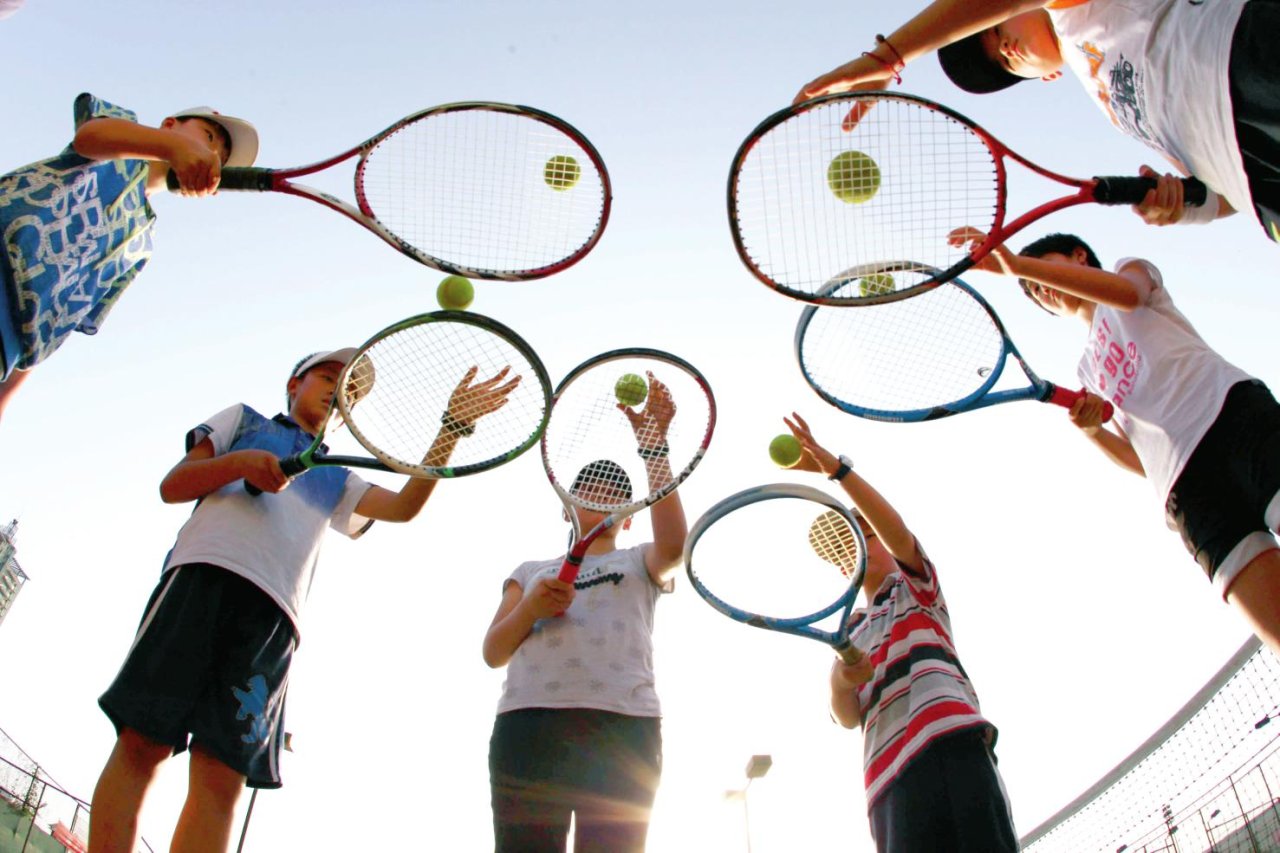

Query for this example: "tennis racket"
[684,483,867,664]
[246,310,551,494]
[795,268,1113,423]
[542,349,716,584]
[729,91,1206,305]
[170,101,610,279]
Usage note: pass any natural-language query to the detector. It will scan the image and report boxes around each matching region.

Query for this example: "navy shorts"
[98,563,296,789]
[1166,380,1280,597]
[489,708,662,853]
[1230,0,1280,240]
[868,727,1017,853]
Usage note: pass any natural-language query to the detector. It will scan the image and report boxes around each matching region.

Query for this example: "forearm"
[830,670,863,729]
[884,0,1049,64]
[356,430,460,522]
[1081,426,1145,476]
[160,452,253,503]
[482,605,538,668]
[835,470,917,565]
[73,118,184,163]
[1009,255,1143,310]
[644,458,686,572]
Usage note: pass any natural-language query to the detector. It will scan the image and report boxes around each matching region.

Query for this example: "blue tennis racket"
[684,483,867,664]
[795,267,1113,423]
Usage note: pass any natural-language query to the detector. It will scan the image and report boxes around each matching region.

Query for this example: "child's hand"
[238,450,289,493]
[794,56,897,106]
[831,654,873,689]
[167,135,223,197]
[1068,392,1110,435]
[783,412,840,476]
[523,576,576,620]
[1132,165,1187,226]
[446,365,522,430]
[620,371,675,447]
[947,226,1018,275]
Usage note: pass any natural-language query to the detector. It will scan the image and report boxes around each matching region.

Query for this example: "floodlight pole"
[727,754,772,853]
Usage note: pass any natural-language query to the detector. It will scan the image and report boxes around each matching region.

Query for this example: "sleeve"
[185,404,246,455]
[73,93,140,129]
[1115,257,1164,302]
[329,471,375,539]
[894,538,939,606]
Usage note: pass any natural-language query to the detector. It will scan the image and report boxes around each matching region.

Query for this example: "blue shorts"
[1166,380,1280,597]
[98,563,296,789]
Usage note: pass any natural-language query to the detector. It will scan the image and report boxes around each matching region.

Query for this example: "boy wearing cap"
[0,92,260,424]
[950,225,1280,661]
[482,372,687,852]
[783,411,1017,852]
[793,0,1279,241]
[88,350,520,853]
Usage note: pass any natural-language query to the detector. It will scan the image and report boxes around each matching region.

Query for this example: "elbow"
[482,642,508,669]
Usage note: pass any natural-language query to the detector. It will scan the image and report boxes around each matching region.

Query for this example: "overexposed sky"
[0,2,1271,850]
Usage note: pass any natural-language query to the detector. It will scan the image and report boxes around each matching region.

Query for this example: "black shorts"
[868,727,1017,853]
[489,707,662,853]
[98,563,296,789]
[1166,380,1280,595]
[1230,0,1280,240]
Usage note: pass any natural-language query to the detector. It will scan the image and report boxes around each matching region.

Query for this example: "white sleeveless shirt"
[1048,0,1251,215]
[1076,258,1250,505]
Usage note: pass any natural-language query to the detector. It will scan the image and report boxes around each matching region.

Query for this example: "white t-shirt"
[495,545,672,717]
[1076,259,1251,504]
[1049,0,1251,215]
[163,405,373,638]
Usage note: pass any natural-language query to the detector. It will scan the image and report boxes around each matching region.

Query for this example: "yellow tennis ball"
[544,154,581,191]
[858,273,895,297]
[436,275,474,311]
[615,373,648,407]
[769,434,803,468]
[827,150,881,204]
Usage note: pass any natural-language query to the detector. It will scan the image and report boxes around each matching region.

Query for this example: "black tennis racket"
[729,91,1206,305]
[541,349,716,584]
[246,311,551,494]
[170,101,610,279]
[795,268,1113,423]
[684,483,867,664]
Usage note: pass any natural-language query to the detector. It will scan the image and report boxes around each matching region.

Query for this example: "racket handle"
[835,643,865,666]
[165,167,274,193]
[558,558,583,584]
[1092,175,1208,207]
[1046,386,1115,423]
[242,455,307,496]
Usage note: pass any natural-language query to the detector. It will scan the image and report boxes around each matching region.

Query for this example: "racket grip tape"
[835,643,865,666]
[243,455,308,496]
[1092,175,1208,207]
[165,167,274,193]
[1047,386,1115,423]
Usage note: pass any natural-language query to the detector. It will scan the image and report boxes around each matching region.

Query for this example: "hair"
[177,116,232,159]
[570,459,634,503]
[1016,232,1103,309]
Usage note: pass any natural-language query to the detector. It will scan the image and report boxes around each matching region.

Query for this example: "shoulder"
[73,93,140,128]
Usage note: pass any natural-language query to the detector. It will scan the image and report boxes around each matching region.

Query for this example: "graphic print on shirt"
[1075,41,1156,146]
[232,674,271,745]
[573,560,625,590]
[1085,315,1144,419]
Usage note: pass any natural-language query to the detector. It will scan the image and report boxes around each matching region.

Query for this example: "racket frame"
[684,483,867,663]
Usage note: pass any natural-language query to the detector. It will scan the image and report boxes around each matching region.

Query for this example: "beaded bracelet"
[860,33,905,84]
[440,412,476,437]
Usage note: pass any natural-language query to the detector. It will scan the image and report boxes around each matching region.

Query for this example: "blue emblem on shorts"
[232,674,270,745]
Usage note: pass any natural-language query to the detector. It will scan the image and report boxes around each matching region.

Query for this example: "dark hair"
[570,459,633,503]
[937,31,1026,94]
[177,116,232,160]
[1016,232,1102,308]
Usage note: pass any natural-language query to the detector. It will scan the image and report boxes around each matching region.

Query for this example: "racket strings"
[341,319,548,473]
[544,355,713,513]
[358,108,606,276]
[733,95,999,300]
[798,282,1008,415]
[808,510,861,578]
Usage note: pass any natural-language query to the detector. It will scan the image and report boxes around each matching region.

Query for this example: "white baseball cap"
[172,106,259,168]
[288,348,376,406]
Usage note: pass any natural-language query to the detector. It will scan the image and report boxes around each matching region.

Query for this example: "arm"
[1133,163,1236,227]
[482,577,575,668]
[830,658,872,728]
[784,413,924,575]
[1069,393,1145,476]
[354,365,522,523]
[159,439,288,503]
[622,373,689,584]
[74,117,221,196]
[795,0,1050,103]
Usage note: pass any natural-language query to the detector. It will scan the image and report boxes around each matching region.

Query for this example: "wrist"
[828,454,854,482]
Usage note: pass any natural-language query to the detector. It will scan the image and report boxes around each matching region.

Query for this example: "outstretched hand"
[446,365,522,427]
[784,412,840,475]
[620,371,675,449]
[947,226,1018,276]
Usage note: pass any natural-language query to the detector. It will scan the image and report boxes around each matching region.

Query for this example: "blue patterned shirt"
[0,93,155,370]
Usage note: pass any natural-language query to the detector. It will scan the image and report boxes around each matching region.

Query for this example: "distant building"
[0,520,27,628]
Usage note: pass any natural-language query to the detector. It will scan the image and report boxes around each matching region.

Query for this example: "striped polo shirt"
[847,545,994,807]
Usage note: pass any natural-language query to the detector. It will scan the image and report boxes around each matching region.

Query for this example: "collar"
[272,413,328,452]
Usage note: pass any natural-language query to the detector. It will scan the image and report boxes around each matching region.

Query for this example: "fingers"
[1132,165,1184,226]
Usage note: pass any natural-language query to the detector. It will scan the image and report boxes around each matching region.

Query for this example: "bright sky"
[0,1,1272,850]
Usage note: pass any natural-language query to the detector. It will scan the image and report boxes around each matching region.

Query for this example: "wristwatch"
[828,454,854,482]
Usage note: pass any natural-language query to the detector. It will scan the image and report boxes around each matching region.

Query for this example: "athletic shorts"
[868,727,1018,853]
[98,563,296,789]
[1230,0,1280,241]
[1166,380,1280,597]
[489,707,662,853]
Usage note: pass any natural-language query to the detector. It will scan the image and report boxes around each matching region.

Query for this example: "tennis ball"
[544,154,581,191]
[858,273,895,297]
[827,150,881,204]
[769,434,803,468]
[615,373,648,407]
[436,275,474,311]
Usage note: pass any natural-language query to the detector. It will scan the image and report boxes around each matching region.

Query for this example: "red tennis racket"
[170,101,610,280]
[729,91,1206,305]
